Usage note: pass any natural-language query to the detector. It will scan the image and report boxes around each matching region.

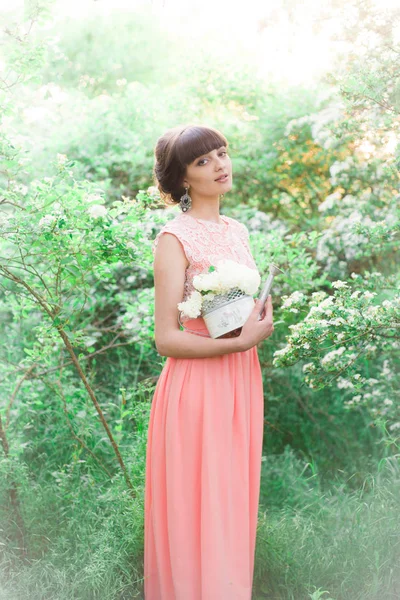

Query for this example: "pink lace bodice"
[152,211,260,324]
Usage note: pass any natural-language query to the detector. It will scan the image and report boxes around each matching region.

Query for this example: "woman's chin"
[218,182,233,193]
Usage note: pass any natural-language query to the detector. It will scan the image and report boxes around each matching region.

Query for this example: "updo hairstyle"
[153,124,228,206]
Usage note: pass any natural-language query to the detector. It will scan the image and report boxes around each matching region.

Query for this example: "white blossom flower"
[193,271,223,293]
[281,291,307,309]
[320,297,334,308]
[318,191,341,212]
[88,204,107,219]
[274,345,292,357]
[11,182,28,196]
[321,346,346,366]
[147,186,160,197]
[179,260,261,318]
[193,260,260,295]
[332,280,349,289]
[306,306,319,319]
[365,344,377,352]
[0,214,9,228]
[57,153,68,165]
[337,377,354,389]
[317,319,331,327]
[288,322,303,331]
[311,291,328,302]
[389,422,400,431]
[126,241,138,251]
[382,360,393,377]
[330,317,347,326]
[51,202,64,214]
[351,290,362,299]
[38,214,57,228]
[178,290,202,318]
[363,291,377,299]
[329,157,353,179]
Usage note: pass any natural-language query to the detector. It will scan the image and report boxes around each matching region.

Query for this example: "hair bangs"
[175,126,228,168]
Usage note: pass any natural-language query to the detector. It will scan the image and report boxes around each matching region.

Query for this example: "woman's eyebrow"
[197,147,226,159]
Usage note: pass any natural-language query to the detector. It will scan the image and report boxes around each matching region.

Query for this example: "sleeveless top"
[152,211,260,325]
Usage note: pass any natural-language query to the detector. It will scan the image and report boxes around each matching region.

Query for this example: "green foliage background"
[0,1,399,599]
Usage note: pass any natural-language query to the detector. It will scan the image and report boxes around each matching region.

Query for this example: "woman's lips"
[215,174,229,182]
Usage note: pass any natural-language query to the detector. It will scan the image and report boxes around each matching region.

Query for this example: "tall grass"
[254,448,400,599]
[1,409,399,599]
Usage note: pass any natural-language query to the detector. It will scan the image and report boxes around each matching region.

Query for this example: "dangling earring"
[179,186,192,212]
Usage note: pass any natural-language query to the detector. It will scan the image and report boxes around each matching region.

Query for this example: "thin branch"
[49,358,113,480]
[5,364,36,429]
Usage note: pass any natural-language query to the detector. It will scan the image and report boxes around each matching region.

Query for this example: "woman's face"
[182,146,232,196]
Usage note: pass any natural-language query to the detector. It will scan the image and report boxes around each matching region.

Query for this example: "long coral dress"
[144,210,264,600]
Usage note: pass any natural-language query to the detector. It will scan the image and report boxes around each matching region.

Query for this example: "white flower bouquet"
[177,259,261,339]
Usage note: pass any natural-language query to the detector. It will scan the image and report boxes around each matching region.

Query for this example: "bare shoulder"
[153,228,189,269]
[153,227,188,352]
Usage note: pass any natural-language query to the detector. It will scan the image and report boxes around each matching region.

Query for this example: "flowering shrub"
[272,270,400,429]
[0,151,158,352]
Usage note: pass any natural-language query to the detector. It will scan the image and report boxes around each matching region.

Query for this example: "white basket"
[201,287,254,339]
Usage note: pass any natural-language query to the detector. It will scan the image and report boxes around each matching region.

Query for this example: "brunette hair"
[153,124,228,205]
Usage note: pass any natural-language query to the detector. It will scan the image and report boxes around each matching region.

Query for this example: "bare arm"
[153,232,245,359]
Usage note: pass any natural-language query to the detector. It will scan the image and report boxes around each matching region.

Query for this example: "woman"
[144,124,274,599]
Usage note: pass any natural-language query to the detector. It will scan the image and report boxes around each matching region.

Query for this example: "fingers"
[254,296,273,330]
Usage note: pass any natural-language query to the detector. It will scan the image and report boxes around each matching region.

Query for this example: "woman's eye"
[197,151,227,166]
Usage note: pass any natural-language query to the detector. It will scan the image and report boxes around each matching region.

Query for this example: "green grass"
[253,449,400,599]
[1,435,399,600]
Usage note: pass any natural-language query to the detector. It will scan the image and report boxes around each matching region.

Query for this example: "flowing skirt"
[144,318,264,599]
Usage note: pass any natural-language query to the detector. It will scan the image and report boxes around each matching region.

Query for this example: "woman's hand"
[238,296,274,351]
